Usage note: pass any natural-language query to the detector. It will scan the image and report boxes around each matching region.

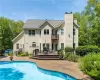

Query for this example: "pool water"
[0,61,76,80]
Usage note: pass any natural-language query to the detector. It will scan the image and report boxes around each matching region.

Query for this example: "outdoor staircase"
[33,55,60,60]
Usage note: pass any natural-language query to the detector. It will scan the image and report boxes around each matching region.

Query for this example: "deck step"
[33,55,60,60]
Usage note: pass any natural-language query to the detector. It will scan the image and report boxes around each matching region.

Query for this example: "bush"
[28,54,33,58]
[18,52,29,57]
[64,53,80,62]
[57,49,64,59]
[76,45,100,56]
[79,53,100,79]
[8,52,13,56]
[65,47,74,53]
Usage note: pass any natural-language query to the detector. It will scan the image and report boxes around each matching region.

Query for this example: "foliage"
[74,0,100,46]
[0,50,4,56]
[57,49,64,59]
[18,52,29,57]
[65,47,74,53]
[0,17,24,51]
[28,54,33,58]
[64,53,80,62]
[79,53,100,79]
[8,52,13,56]
[76,45,100,56]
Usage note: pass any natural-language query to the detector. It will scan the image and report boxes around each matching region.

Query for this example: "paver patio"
[0,56,91,80]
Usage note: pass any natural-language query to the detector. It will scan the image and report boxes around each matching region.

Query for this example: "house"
[12,12,79,54]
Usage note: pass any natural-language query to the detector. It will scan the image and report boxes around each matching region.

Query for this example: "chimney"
[64,12,73,23]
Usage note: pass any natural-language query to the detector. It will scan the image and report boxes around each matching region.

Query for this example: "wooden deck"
[34,52,60,60]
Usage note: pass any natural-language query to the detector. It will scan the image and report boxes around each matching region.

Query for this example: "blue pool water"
[0,61,76,80]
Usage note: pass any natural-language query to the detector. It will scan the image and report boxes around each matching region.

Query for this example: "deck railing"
[51,34,59,40]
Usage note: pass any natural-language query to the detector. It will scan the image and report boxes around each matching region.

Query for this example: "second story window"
[29,30,35,36]
[73,29,75,35]
[44,29,49,35]
[29,30,31,35]
[32,30,35,35]
[61,29,64,35]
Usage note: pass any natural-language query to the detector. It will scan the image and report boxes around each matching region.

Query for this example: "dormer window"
[44,29,49,35]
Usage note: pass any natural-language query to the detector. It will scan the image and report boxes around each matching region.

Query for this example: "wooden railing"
[51,34,59,40]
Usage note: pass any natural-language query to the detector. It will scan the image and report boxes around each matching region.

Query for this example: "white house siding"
[13,32,24,53]
[24,29,41,53]
[40,22,52,51]
[57,24,65,49]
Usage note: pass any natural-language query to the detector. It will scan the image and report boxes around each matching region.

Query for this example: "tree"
[0,17,24,51]
[74,0,100,46]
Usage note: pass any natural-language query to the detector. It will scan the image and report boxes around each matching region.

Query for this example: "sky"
[0,0,87,21]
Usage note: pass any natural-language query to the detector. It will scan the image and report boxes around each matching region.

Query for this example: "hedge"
[65,47,74,53]
[76,45,100,56]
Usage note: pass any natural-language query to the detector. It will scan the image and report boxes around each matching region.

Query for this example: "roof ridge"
[27,19,63,21]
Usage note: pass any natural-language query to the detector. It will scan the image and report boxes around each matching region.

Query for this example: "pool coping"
[0,61,76,80]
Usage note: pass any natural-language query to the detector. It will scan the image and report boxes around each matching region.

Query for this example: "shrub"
[18,52,29,57]
[57,49,64,59]
[76,45,100,56]
[64,53,80,62]
[8,52,13,56]
[28,54,33,58]
[79,53,100,79]
[65,47,74,53]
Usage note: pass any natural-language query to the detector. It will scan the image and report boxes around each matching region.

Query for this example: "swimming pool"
[0,61,76,80]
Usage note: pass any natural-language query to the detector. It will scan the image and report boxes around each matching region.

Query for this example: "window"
[61,43,64,50]
[61,29,64,35]
[29,30,31,35]
[29,30,35,35]
[32,30,35,35]
[73,29,75,35]
[46,43,49,49]
[16,43,19,49]
[32,42,36,47]
[44,29,49,35]
[47,29,49,34]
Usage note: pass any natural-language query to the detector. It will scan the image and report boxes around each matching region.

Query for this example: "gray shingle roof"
[23,19,64,29]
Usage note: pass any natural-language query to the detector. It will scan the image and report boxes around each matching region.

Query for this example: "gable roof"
[22,19,64,29]
[74,21,80,28]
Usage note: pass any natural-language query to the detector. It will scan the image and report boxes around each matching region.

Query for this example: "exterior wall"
[40,22,52,51]
[57,24,65,49]
[13,32,24,53]
[64,14,73,48]
[24,22,53,53]
[24,29,41,53]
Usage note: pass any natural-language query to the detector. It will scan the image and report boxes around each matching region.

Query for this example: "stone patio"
[0,56,91,80]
